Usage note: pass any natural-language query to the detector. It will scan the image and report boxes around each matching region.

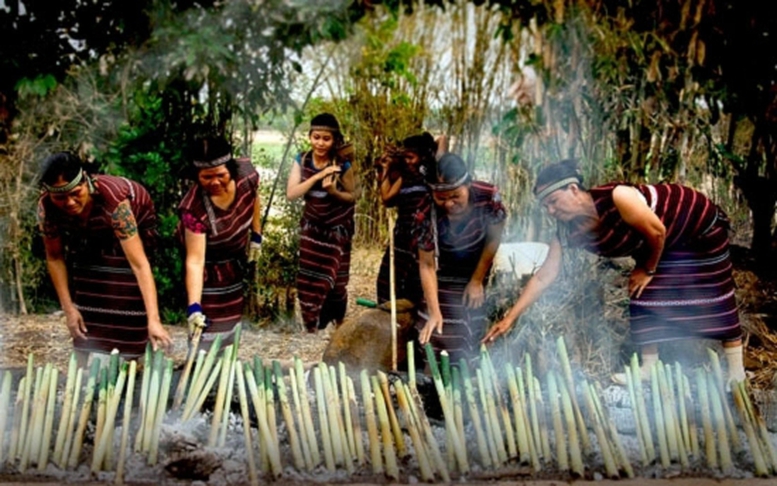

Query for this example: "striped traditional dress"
[178,159,259,346]
[376,170,431,305]
[295,151,355,331]
[565,183,742,345]
[416,181,507,364]
[38,175,158,358]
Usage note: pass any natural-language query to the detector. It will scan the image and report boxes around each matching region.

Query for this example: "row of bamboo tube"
[0,331,774,483]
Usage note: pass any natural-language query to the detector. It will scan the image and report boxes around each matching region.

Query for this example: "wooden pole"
[388,211,397,371]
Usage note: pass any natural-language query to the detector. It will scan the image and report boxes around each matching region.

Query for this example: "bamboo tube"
[506,366,530,465]
[272,361,304,470]
[650,364,671,468]
[21,364,47,471]
[64,366,84,465]
[218,333,240,448]
[451,367,466,471]
[731,382,769,476]
[407,340,416,391]
[148,358,173,466]
[116,360,137,485]
[372,375,399,480]
[630,354,655,463]
[346,376,364,466]
[706,348,740,450]
[741,380,777,472]
[378,371,406,458]
[68,360,100,469]
[244,365,282,478]
[360,370,382,474]
[338,363,356,461]
[209,344,235,447]
[395,380,434,481]
[0,371,14,464]
[141,351,162,452]
[707,373,733,473]
[683,375,700,459]
[53,353,78,465]
[235,361,259,486]
[665,365,689,469]
[547,372,568,472]
[482,349,516,460]
[326,365,350,469]
[182,334,223,421]
[322,365,346,468]
[264,366,279,451]
[37,366,58,470]
[460,359,490,468]
[535,376,552,461]
[7,376,26,464]
[558,373,583,477]
[314,366,336,472]
[173,326,202,410]
[581,380,619,479]
[625,366,650,467]
[288,367,314,470]
[557,336,591,453]
[134,344,153,452]
[525,354,543,461]
[187,357,223,426]
[424,344,468,473]
[16,354,34,464]
[405,377,451,483]
[695,368,717,469]
[294,357,320,467]
[657,363,679,460]
[591,382,635,478]
[94,367,108,469]
[675,363,691,455]
[476,367,501,466]
[104,351,121,470]
[92,362,128,471]
[515,365,541,472]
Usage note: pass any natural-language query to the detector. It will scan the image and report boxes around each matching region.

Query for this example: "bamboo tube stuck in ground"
[0,371,15,464]
[558,373,584,477]
[625,366,649,468]
[235,361,259,486]
[707,373,733,474]
[288,367,315,470]
[581,379,619,479]
[37,365,58,470]
[53,353,78,466]
[461,359,490,468]
[314,366,336,472]
[378,371,406,458]
[273,361,304,471]
[372,374,399,480]
[245,364,282,478]
[8,376,27,465]
[360,369,383,475]
[68,360,100,469]
[547,371,568,472]
[208,344,235,447]
[731,381,769,476]
[394,380,434,482]
[295,357,320,467]
[346,376,365,467]
[116,360,137,485]
[556,336,591,454]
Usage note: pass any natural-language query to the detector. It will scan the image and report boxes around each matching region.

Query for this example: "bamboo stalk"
[650,363,671,468]
[731,381,769,476]
[657,363,679,461]
[460,359,490,468]
[535,376,552,461]
[53,353,78,465]
[547,372,568,471]
[244,365,282,478]
[581,379,619,479]
[273,361,304,470]
[327,365,350,468]
[630,353,655,463]
[322,365,347,468]
[675,363,691,456]
[395,380,434,481]
[15,354,34,464]
[683,374,699,459]
[378,371,406,458]
[148,358,173,466]
[116,360,137,485]
[218,331,240,448]
[141,351,162,453]
[288,367,314,470]
[134,344,152,452]
[707,373,733,473]
[482,349,516,460]
[235,361,259,486]
[182,334,223,421]
[37,366,58,470]
[525,355,543,462]
[625,366,649,467]
[173,326,202,410]
[388,211,397,371]
[407,340,416,391]
[104,351,121,470]
[360,370,382,474]
[68,360,100,469]
[92,361,128,471]
[7,376,26,465]
[591,382,634,478]
[741,380,777,472]
[264,366,279,452]
[346,377,365,467]
[338,363,356,461]
[208,344,235,447]
[706,348,740,450]
[558,373,583,477]
[21,364,47,471]
[506,366,530,465]
[94,367,108,470]
[0,371,14,465]
[695,368,717,469]
[476,367,501,466]
[314,366,336,472]
[557,336,590,453]
[294,357,320,467]
[405,376,450,483]
[515,365,541,472]
[63,367,84,466]
[372,375,399,480]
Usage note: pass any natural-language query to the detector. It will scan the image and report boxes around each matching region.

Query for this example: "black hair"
[309,112,344,150]
[534,158,585,195]
[188,135,238,180]
[401,132,437,174]
[429,152,471,188]
[39,152,85,187]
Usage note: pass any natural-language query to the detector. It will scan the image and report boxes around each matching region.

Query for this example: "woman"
[417,153,506,364]
[375,132,436,305]
[286,113,356,332]
[482,159,746,384]
[37,152,171,364]
[178,136,262,347]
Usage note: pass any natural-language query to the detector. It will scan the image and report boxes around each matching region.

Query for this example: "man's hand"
[628,268,654,299]
[419,312,444,345]
[462,280,485,308]
[64,307,88,341]
[481,317,514,345]
[148,319,172,351]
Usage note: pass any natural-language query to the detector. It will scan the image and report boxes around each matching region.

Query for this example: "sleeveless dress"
[295,151,355,331]
[39,175,158,358]
[415,181,506,364]
[178,159,259,345]
[565,183,741,345]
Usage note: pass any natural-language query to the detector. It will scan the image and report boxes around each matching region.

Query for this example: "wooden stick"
[388,211,397,371]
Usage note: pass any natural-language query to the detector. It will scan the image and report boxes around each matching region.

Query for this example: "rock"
[165,449,222,481]
[323,299,417,373]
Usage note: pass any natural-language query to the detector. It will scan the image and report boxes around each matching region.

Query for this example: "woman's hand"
[64,307,88,341]
[481,317,514,344]
[628,268,654,299]
[148,319,172,351]
[419,312,444,345]
[320,165,342,191]
[462,280,485,308]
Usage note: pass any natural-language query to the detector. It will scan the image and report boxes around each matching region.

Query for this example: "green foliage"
[15,75,58,99]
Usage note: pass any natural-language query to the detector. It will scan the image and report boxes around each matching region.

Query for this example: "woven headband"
[535,177,580,201]
[310,125,340,132]
[42,170,85,193]
[429,172,469,192]
[193,153,232,168]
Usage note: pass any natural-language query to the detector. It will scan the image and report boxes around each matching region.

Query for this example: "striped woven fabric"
[295,152,355,331]
[39,175,158,357]
[416,181,507,364]
[179,159,259,345]
[566,183,741,345]
[376,171,431,305]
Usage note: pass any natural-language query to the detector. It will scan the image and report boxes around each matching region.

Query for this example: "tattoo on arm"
[111,200,138,239]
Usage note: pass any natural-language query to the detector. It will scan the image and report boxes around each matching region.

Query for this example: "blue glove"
[186,302,209,339]
[248,231,262,262]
